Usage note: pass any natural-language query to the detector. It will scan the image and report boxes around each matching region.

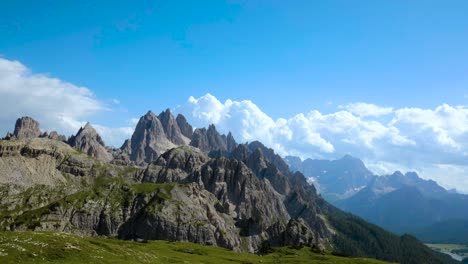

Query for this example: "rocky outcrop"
[190,125,237,155]
[176,114,193,139]
[190,125,227,153]
[11,117,41,139]
[119,183,242,250]
[136,146,328,252]
[40,131,67,142]
[0,138,98,187]
[125,111,176,166]
[68,123,113,162]
[226,132,237,152]
[158,109,188,145]
[283,218,317,247]
[247,141,290,175]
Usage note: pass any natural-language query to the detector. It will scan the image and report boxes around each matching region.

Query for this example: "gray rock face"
[0,116,331,253]
[246,148,290,195]
[231,144,249,161]
[191,125,227,153]
[158,109,186,145]
[176,114,193,139]
[119,183,242,251]
[190,125,234,153]
[226,132,237,152]
[247,141,290,175]
[137,146,329,252]
[126,111,176,165]
[246,148,268,175]
[12,117,41,139]
[283,218,317,247]
[68,123,113,162]
[225,143,291,195]
[40,131,67,142]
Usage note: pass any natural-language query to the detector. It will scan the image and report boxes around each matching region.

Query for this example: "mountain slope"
[415,219,468,246]
[68,122,113,162]
[0,115,458,264]
[336,171,468,235]
[0,231,394,264]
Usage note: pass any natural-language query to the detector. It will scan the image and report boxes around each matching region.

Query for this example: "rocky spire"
[12,116,41,139]
[126,111,175,165]
[248,141,290,175]
[158,109,186,145]
[68,122,112,161]
[190,124,228,153]
[226,132,237,152]
[247,148,268,175]
[231,144,249,162]
[176,114,193,139]
[46,131,67,142]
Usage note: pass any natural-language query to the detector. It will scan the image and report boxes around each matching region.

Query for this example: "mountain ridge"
[0,114,457,264]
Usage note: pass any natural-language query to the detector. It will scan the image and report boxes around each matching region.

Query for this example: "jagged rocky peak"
[40,131,67,142]
[68,122,112,161]
[12,116,41,139]
[176,113,193,139]
[248,141,290,175]
[5,116,66,142]
[231,143,249,161]
[226,131,237,152]
[158,109,187,145]
[190,124,228,153]
[247,148,268,175]
[126,111,175,165]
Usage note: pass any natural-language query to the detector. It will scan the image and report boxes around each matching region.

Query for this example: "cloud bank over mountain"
[178,94,468,192]
[1,57,467,191]
[0,58,133,146]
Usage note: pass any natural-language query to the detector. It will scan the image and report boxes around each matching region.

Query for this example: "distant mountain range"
[285,155,375,201]
[287,155,468,247]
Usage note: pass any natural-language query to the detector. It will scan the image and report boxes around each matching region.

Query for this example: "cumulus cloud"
[0,58,132,147]
[177,94,411,159]
[341,102,393,117]
[94,125,134,147]
[178,94,468,192]
[2,58,467,191]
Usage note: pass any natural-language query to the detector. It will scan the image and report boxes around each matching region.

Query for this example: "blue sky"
[2,1,468,123]
[2,1,468,191]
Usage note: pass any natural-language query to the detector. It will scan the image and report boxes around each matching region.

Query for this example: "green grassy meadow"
[0,231,393,264]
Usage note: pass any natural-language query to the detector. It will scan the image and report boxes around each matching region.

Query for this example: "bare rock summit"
[125,111,175,165]
[12,116,41,139]
[158,109,187,145]
[68,122,113,161]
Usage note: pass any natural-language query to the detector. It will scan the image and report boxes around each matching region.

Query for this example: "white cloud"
[128,118,140,127]
[178,94,468,192]
[0,58,132,147]
[2,57,468,191]
[341,102,393,117]
[94,125,134,148]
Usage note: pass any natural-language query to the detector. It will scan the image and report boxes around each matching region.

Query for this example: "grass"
[0,231,393,264]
